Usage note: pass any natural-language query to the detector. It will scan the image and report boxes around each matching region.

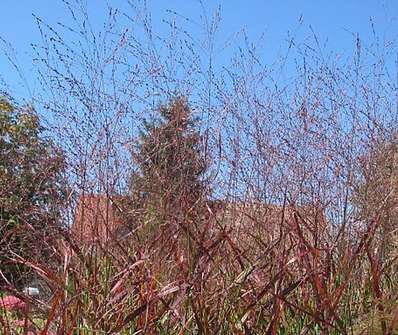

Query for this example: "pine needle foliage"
[129,96,207,233]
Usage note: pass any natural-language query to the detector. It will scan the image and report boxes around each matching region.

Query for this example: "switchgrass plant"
[1,211,398,334]
[3,207,397,334]
[1,0,398,334]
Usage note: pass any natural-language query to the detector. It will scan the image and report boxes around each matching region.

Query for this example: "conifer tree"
[353,133,398,261]
[129,96,207,235]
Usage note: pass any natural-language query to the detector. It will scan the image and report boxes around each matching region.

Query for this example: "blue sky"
[1,0,397,100]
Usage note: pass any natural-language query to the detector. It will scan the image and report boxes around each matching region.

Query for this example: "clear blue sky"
[1,0,397,100]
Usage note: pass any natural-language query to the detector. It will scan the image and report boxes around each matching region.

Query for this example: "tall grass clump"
[1,0,398,334]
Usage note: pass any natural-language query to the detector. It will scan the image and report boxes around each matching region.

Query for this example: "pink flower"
[0,295,27,311]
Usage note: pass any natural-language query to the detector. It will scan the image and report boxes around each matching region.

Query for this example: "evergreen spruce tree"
[129,96,207,239]
[353,132,398,262]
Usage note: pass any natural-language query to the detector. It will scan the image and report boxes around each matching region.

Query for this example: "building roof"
[71,194,326,245]
[212,201,327,242]
[72,194,125,244]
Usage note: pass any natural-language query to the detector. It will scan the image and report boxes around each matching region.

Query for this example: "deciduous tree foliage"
[0,96,66,287]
